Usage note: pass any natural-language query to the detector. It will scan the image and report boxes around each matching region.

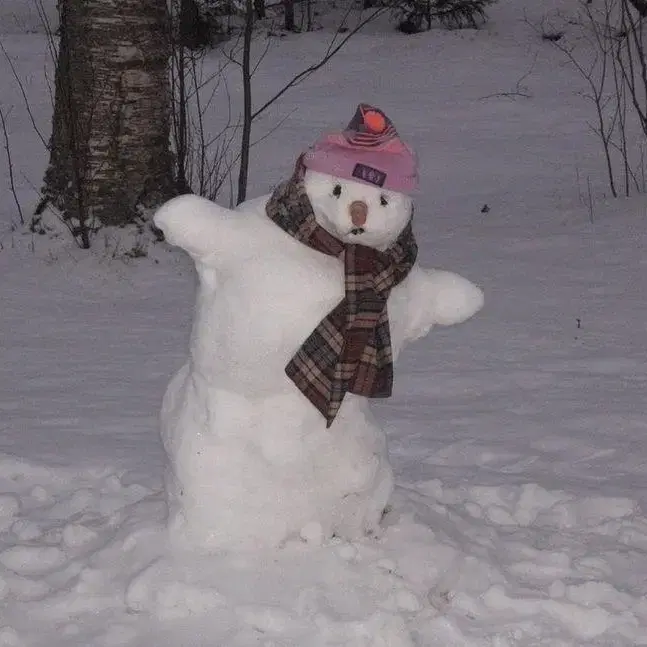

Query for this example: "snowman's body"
[154,170,483,552]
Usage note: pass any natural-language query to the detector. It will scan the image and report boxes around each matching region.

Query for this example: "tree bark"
[40,0,174,244]
[626,0,647,17]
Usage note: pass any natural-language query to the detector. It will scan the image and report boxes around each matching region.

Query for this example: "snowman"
[154,104,483,552]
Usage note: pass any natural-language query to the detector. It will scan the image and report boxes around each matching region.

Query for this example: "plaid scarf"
[265,167,418,428]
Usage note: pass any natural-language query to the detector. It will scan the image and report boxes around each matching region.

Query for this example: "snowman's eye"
[380,194,389,207]
[332,184,342,198]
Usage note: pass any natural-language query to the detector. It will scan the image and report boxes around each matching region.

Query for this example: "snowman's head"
[304,169,412,249]
[300,104,418,249]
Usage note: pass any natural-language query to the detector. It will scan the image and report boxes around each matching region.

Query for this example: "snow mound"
[0,454,645,646]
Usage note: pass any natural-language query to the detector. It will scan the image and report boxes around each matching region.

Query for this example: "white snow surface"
[1,0,647,645]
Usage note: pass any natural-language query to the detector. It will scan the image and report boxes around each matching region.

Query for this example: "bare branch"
[479,52,537,99]
[527,6,618,196]
[0,106,25,225]
[251,7,387,121]
[34,0,58,65]
[250,32,273,78]
[251,107,295,147]
[0,38,48,149]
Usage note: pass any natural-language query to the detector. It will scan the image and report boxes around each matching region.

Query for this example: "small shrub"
[392,0,497,33]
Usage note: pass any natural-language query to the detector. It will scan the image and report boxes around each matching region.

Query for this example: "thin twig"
[0,39,48,149]
[529,6,618,197]
[251,33,273,78]
[35,0,58,65]
[250,107,295,147]
[0,106,25,224]
[479,52,537,99]
[190,55,208,194]
[35,0,57,109]
[587,175,595,223]
[251,6,388,120]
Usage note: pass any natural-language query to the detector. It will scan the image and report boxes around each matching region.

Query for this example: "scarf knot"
[266,174,417,427]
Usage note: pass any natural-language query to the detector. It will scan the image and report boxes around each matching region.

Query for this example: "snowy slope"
[1,0,647,645]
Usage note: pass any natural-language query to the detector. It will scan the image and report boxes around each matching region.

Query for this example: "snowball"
[299,522,324,546]
[62,523,99,548]
[29,486,49,503]
[0,545,66,575]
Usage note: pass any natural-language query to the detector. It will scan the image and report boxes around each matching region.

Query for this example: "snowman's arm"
[154,194,254,263]
[403,266,484,341]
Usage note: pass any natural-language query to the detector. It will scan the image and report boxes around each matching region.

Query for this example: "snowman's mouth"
[350,227,365,235]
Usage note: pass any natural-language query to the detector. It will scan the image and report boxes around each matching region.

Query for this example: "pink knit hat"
[302,104,418,194]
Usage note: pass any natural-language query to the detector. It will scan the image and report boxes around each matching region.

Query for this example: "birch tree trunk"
[40,0,174,247]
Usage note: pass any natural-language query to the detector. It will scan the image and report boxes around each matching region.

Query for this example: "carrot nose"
[349,201,368,227]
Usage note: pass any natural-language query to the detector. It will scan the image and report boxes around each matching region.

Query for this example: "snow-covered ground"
[1,1,647,645]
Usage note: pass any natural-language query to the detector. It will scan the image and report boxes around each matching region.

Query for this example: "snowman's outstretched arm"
[154,194,251,263]
[404,266,484,341]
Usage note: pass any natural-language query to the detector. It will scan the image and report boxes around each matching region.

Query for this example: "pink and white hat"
[302,104,418,194]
